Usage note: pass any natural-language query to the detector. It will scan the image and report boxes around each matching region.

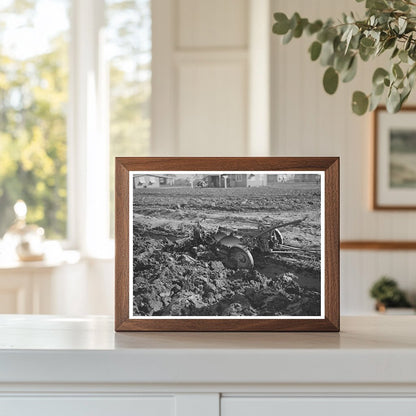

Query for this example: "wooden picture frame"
[373,106,416,210]
[115,157,339,332]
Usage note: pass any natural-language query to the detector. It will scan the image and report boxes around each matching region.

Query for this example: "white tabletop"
[0,315,415,385]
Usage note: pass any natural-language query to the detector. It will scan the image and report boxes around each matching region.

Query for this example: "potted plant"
[369,276,413,313]
[272,0,416,115]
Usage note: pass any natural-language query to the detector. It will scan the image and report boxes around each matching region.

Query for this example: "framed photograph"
[374,106,416,209]
[115,157,339,331]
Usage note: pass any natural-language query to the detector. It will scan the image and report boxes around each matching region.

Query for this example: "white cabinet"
[222,398,416,416]
[1,397,175,416]
[1,316,416,416]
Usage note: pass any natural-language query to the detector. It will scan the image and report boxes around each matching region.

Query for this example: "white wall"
[271,0,416,313]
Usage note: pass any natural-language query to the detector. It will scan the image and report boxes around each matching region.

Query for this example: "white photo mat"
[128,170,325,320]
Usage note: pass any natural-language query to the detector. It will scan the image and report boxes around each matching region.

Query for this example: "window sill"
[0,249,81,271]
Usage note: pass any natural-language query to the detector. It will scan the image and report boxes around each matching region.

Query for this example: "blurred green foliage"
[0,0,151,239]
[0,1,69,238]
[369,276,411,307]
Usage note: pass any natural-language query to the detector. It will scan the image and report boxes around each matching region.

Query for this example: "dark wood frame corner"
[115,157,340,332]
[373,105,416,211]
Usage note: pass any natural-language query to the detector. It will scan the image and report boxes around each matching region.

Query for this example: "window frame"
[1,0,153,258]
[67,0,111,257]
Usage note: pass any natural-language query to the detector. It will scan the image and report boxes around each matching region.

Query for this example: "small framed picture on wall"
[374,106,416,209]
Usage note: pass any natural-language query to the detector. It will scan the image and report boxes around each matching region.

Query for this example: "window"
[0,0,70,239]
[0,0,151,251]
[106,0,151,237]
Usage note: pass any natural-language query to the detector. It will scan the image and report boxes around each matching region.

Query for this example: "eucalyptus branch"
[272,0,416,115]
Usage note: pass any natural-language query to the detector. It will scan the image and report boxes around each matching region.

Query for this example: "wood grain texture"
[115,160,130,330]
[115,157,340,332]
[373,106,416,210]
[325,158,340,331]
[340,241,416,250]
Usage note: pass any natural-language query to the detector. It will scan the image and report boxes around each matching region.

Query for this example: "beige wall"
[271,0,416,312]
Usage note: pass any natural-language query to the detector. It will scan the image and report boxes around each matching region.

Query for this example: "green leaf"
[393,0,410,11]
[393,63,404,79]
[273,13,290,35]
[369,92,383,111]
[290,12,301,30]
[386,87,401,113]
[372,68,389,86]
[350,33,361,49]
[334,52,348,72]
[316,25,337,44]
[359,37,377,61]
[366,0,388,10]
[293,18,308,38]
[342,56,358,83]
[320,40,335,66]
[391,47,399,59]
[359,45,375,61]
[282,29,293,44]
[360,37,375,48]
[352,91,369,115]
[307,20,323,35]
[309,41,322,61]
[383,37,396,50]
[323,67,339,94]
[374,82,385,96]
[325,27,338,42]
[333,35,341,51]
[400,88,411,106]
[399,49,408,63]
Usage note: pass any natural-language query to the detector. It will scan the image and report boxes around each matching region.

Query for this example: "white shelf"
[0,315,415,387]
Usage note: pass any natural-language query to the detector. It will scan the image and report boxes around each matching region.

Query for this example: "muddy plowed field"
[132,184,322,317]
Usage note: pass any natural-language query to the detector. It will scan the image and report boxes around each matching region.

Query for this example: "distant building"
[229,174,247,187]
[133,174,174,188]
[206,174,247,188]
[247,174,267,187]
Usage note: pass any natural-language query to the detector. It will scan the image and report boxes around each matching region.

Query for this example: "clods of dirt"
[132,227,320,317]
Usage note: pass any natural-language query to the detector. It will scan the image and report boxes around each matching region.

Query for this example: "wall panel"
[177,0,248,49]
[152,0,249,156]
[177,61,247,156]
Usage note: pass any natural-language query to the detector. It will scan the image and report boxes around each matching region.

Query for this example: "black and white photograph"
[129,171,324,318]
